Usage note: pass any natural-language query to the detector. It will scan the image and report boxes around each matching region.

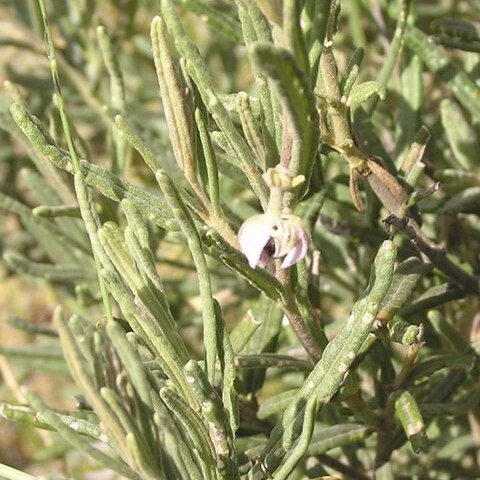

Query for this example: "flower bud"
[263,166,305,191]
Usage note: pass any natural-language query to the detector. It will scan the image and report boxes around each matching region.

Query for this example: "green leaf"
[408,354,474,382]
[10,104,178,231]
[251,241,397,476]
[249,42,319,194]
[440,99,479,170]
[404,25,480,120]
[349,81,386,107]
[393,390,428,453]
[378,257,431,323]
[161,0,269,206]
[182,0,243,43]
[151,16,197,184]
[308,423,371,455]
[437,187,480,214]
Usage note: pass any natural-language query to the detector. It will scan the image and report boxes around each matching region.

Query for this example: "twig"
[317,454,373,480]
[385,215,479,294]
[277,265,323,362]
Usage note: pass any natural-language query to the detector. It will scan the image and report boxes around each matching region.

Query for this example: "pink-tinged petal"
[281,241,303,268]
[298,229,309,257]
[238,216,276,268]
[281,228,309,268]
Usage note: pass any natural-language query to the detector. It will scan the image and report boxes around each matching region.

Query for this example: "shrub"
[0,1,479,479]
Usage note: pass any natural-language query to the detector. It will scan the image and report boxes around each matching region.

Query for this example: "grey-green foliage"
[0,0,479,479]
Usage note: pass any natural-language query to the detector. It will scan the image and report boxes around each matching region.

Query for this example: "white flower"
[238,214,309,269]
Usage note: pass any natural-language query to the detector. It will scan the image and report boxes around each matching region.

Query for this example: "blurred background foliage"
[0,0,479,478]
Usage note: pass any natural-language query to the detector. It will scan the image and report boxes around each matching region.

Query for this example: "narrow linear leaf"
[404,25,480,120]
[151,17,197,184]
[393,390,428,453]
[250,42,319,191]
[440,99,479,170]
[348,81,386,107]
[234,0,280,161]
[252,240,397,476]
[10,104,177,231]
[182,0,243,43]
[22,389,139,480]
[156,170,218,382]
[161,0,269,206]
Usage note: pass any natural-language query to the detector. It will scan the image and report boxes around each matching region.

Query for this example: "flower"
[238,214,309,269]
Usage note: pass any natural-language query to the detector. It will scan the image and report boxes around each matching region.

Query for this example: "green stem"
[37,0,114,323]
[37,0,80,173]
